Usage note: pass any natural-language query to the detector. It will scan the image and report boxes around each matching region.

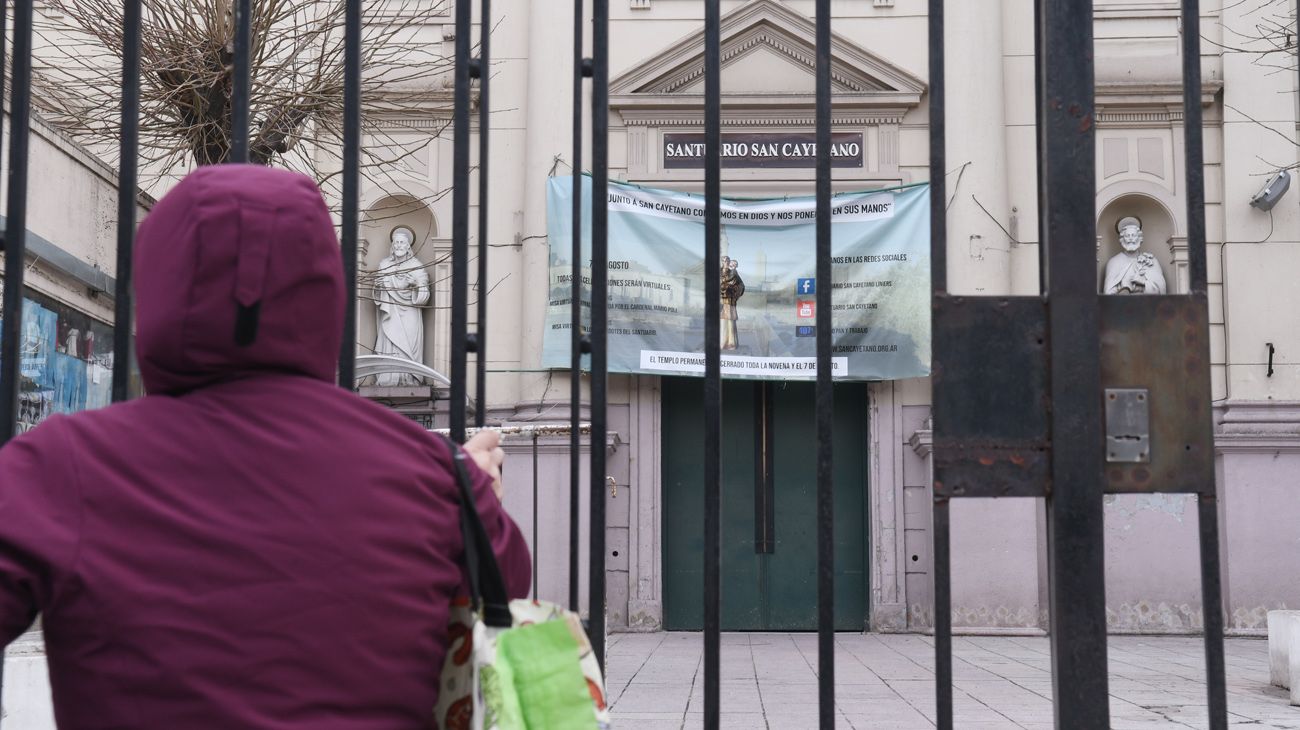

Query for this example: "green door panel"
[662,377,868,631]
[661,377,762,630]
[765,381,868,631]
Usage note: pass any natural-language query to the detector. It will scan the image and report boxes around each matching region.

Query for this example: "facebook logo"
[797,278,816,295]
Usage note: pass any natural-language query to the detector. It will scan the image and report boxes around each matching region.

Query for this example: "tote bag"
[432,435,611,730]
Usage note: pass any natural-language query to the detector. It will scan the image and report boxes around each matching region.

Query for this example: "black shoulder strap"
[437,433,513,628]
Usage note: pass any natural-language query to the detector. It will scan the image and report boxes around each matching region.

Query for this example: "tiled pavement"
[605,633,1300,729]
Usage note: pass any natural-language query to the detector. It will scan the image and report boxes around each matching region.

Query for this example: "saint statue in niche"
[720,256,745,351]
[1102,216,1167,295]
[373,226,431,385]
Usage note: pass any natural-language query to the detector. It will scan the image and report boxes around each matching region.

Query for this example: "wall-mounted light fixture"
[1249,170,1291,211]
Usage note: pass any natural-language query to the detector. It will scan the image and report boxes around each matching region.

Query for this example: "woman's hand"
[464,430,506,501]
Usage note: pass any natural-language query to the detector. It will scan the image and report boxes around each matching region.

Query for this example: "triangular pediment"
[610,0,925,106]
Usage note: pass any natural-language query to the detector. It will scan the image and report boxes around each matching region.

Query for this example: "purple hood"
[134,164,344,393]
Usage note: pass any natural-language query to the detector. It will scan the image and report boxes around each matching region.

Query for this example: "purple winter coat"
[0,165,530,728]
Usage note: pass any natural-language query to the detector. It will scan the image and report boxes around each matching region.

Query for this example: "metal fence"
[0,1,1227,729]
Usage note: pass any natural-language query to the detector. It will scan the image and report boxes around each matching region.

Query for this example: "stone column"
[940,0,1043,634]
[516,0,577,411]
[1168,235,1189,295]
[356,238,370,382]
[944,0,1013,296]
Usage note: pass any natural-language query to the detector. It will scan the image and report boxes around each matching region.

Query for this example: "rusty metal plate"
[1104,388,1150,463]
[1099,295,1214,494]
[933,296,1050,498]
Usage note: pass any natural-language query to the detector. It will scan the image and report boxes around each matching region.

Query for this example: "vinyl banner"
[542,176,931,381]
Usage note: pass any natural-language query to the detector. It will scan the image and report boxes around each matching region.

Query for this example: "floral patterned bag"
[432,435,611,730]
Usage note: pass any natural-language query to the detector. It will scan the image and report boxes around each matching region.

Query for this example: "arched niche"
[358,194,439,378]
[1096,193,1178,294]
[362,194,437,266]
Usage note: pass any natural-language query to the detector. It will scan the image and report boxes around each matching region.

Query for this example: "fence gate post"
[930,1,1227,728]
[1038,1,1111,723]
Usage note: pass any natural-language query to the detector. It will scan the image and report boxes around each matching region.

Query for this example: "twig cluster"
[33,0,459,211]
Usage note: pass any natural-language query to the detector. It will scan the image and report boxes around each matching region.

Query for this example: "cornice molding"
[1095,80,1222,112]
[1096,108,1184,126]
[619,110,907,127]
[1214,400,1300,453]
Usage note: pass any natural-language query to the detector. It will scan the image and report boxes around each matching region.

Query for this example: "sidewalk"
[606,633,1299,729]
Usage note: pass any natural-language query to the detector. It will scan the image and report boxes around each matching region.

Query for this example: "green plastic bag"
[432,435,610,730]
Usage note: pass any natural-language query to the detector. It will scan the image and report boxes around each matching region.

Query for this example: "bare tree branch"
[33,0,471,209]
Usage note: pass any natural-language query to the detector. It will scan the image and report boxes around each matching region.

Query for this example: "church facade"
[349,0,1296,636]
[8,0,1298,639]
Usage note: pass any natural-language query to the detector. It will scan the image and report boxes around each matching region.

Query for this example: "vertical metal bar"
[1197,494,1228,728]
[569,0,585,614]
[1040,1,1110,726]
[1182,0,1207,296]
[928,2,952,721]
[1182,4,1225,725]
[337,0,361,389]
[112,0,142,403]
[1196,490,1227,722]
[532,433,539,601]
[0,0,6,177]
[0,2,7,704]
[588,0,609,670]
[753,382,763,550]
[473,0,490,427]
[933,501,953,729]
[702,0,722,725]
[0,0,35,447]
[229,0,252,164]
[814,0,835,726]
[928,0,946,298]
[926,0,954,713]
[449,0,472,443]
[753,382,774,554]
[1034,0,1047,293]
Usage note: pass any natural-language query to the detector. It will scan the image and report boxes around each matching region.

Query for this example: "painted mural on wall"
[543,175,931,381]
[0,285,118,433]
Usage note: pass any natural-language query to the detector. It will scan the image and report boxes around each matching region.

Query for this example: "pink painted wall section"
[1104,494,1203,633]
[898,401,1300,636]
[1217,401,1300,633]
[1221,451,1300,631]
[949,499,1043,630]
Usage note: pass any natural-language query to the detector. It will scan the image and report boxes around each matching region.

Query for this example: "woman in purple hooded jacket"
[0,165,531,728]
